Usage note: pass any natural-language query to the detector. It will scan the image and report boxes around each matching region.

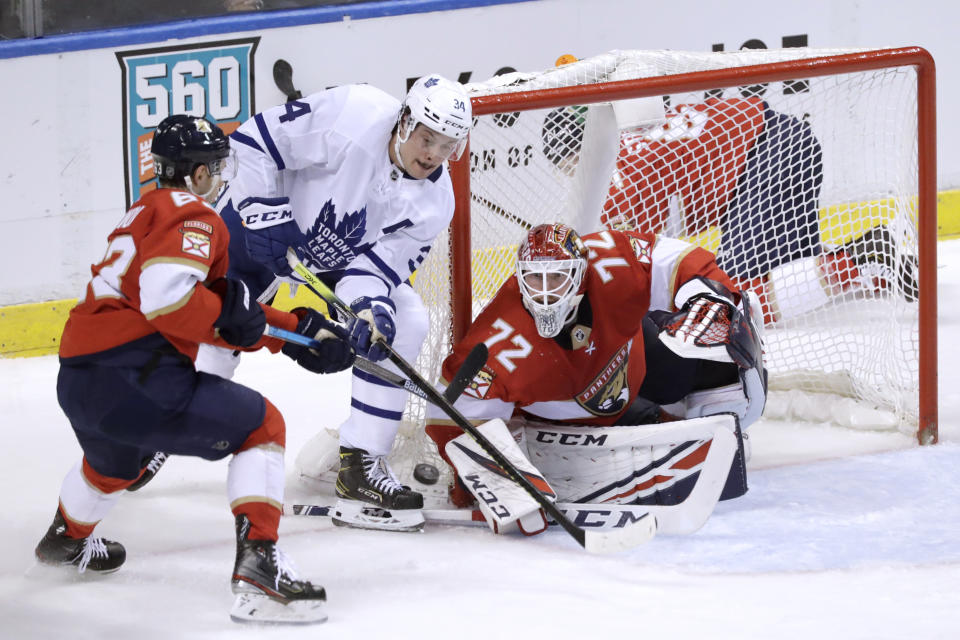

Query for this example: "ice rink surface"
[2,241,959,639]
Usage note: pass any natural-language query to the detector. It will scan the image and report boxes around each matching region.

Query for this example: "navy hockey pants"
[57,334,265,481]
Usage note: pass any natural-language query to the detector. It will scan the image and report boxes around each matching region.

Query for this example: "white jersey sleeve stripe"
[140,260,207,318]
[365,248,403,287]
[254,113,286,171]
[342,268,391,292]
[229,130,264,153]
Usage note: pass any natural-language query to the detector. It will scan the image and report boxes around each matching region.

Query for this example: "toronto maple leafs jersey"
[222,84,455,303]
[427,229,739,427]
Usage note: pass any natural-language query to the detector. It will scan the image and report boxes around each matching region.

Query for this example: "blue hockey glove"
[347,296,396,362]
[210,277,266,348]
[237,196,304,276]
[282,308,356,374]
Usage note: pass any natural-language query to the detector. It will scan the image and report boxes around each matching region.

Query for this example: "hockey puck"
[413,463,440,485]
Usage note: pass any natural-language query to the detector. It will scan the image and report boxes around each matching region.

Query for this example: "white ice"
[2,242,959,639]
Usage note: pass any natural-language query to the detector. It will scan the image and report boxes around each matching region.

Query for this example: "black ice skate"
[229,514,327,625]
[332,447,425,532]
[34,509,126,574]
[844,225,919,302]
[126,451,168,492]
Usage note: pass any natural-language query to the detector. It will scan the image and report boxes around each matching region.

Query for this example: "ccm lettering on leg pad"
[444,419,554,535]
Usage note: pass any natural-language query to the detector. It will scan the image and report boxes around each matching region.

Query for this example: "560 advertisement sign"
[117,38,258,207]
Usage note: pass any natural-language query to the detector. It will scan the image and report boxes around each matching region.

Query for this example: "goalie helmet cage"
[393,46,935,489]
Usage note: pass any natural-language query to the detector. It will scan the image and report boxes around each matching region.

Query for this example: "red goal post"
[441,47,937,444]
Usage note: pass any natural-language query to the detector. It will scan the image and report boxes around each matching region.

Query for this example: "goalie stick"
[285,250,656,553]
[264,325,488,406]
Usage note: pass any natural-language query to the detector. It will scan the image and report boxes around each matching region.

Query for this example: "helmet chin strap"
[392,113,416,174]
[392,134,409,174]
[185,173,221,202]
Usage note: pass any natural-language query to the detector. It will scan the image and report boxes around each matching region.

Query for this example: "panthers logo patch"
[576,341,632,416]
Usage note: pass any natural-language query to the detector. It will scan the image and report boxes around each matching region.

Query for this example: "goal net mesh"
[389,48,923,497]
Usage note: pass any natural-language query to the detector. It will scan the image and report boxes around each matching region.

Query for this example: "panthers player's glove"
[347,296,396,362]
[209,277,266,348]
[237,196,304,276]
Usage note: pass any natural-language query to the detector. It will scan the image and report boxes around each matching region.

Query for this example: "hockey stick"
[470,193,536,231]
[290,501,654,529]
[265,324,488,406]
[285,251,656,553]
[272,59,303,103]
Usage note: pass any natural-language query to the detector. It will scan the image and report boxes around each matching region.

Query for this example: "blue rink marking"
[0,0,535,59]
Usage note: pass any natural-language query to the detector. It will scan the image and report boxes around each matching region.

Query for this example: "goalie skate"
[332,447,425,532]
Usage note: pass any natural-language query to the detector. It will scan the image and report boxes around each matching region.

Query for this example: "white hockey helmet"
[399,74,472,160]
[516,223,589,338]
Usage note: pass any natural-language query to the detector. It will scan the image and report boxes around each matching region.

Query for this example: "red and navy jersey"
[431,229,737,427]
[601,97,765,235]
[60,188,295,360]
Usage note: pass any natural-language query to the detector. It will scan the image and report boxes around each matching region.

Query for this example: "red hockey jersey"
[434,229,737,426]
[60,188,295,360]
[601,97,765,235]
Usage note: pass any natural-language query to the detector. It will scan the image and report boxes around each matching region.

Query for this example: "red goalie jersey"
[60,188,294,360]
[429,229,738,429]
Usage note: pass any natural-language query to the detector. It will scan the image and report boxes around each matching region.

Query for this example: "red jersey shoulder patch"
[183,219,214,234]
[180,230,211,259]
[463,366,497,400]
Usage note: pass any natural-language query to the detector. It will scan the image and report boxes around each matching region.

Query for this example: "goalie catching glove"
[282,308,356,374]
[444,419,554,536]
[654,277,762,368]
[653,277,767,428]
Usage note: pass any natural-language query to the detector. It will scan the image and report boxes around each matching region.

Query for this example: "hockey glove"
[210,277,266,348]
[237,196,304,276]
[653,277,752,366]
[282,308,356,374]
[347,296,396,362]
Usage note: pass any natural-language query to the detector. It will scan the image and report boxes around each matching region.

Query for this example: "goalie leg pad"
[445,419,555,535]
[520,415,745,533]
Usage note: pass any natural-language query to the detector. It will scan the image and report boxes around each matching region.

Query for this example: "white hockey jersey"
[225,84,455,302]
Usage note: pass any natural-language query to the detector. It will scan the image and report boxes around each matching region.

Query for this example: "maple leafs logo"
[304,199,374,269]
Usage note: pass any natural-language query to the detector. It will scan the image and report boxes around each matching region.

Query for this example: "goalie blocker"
[446,413,745,536]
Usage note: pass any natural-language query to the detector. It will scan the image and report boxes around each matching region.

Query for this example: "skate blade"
[230,593,327,625]
[331,499,425,533]
[25,560,121,581]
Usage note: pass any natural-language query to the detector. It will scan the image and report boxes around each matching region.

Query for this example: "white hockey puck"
[413,463,440,485]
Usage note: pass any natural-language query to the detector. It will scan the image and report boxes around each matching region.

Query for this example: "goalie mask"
[395,74,472,166]
[517,223,588,338]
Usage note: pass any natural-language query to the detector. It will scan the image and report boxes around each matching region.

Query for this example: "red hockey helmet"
[516,223,588,338]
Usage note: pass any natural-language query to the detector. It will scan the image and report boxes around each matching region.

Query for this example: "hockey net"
[384,47,937,498]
